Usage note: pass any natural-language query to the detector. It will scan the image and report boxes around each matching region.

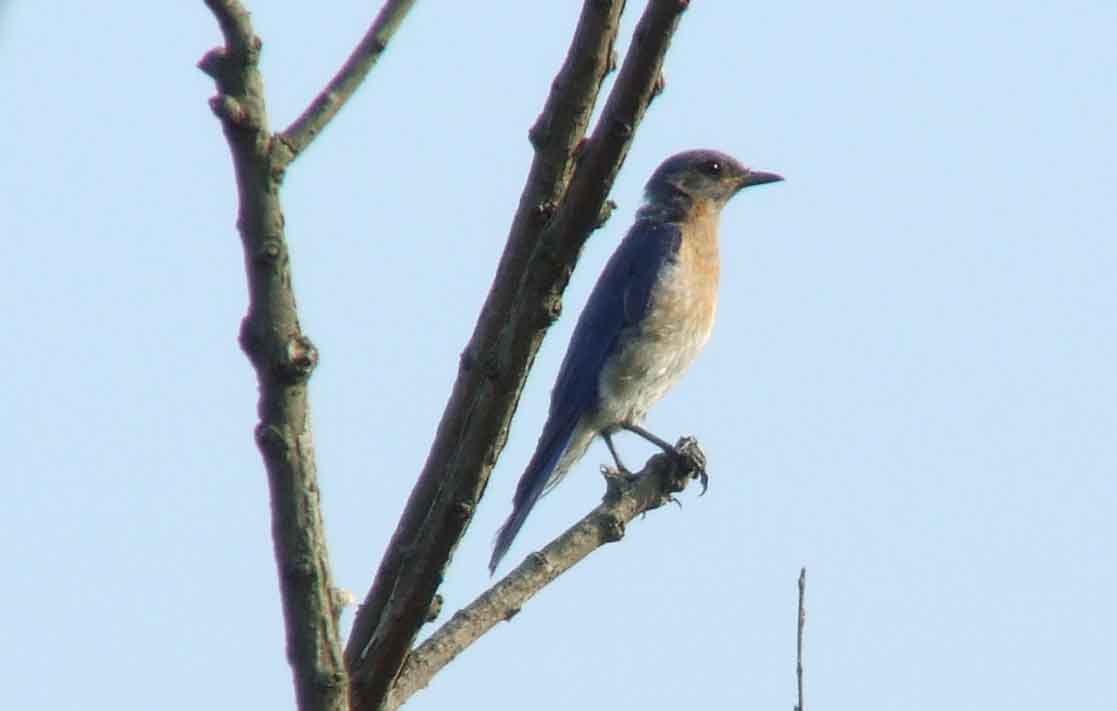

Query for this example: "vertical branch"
[795,567,807,711]
[198,0,416,708]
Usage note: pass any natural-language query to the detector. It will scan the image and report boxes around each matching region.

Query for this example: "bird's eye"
[700,160,723,176]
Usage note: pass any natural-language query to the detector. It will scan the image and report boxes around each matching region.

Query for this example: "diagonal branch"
[277,0,418,167]
[384,441,707,711]
[345,2,689,710]
[344,0,627,700]
[542,0,686,260]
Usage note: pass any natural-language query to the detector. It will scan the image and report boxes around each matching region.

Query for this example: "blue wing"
[550,219,683,423]
[490,220,681,573]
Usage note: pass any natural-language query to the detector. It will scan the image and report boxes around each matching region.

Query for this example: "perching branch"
[384,440,708,711]
[345,2,689,709]
[199,2,416,710]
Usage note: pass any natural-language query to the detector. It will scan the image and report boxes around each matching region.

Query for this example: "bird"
[489,149,782,573]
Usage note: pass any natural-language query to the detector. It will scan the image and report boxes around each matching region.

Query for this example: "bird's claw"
[672,436,709,494]
[694,469,709,495]
[602,464,640,483]
[601,464,641,502]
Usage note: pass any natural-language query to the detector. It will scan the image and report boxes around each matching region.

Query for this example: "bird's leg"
[621,423,676,454]
[602,431,635,479]
[621,424,709,494]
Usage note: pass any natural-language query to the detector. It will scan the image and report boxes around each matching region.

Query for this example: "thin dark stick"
[795,567,807,711]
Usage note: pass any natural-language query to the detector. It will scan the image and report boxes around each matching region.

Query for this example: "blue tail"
[489,415,579,574]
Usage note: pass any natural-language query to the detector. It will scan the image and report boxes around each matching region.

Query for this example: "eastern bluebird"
[490,149,782,573]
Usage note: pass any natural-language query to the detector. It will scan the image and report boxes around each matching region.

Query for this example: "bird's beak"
[740,170,784,189]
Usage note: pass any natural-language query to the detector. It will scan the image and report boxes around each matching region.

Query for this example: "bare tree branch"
[343,0,625,694]
[277,0,418,166]
[199,2,417,709]
[384,441,707,711]
[796,567,807,711]
[345,2,689,709]
[540,0,687,261]
[203,1,691,708]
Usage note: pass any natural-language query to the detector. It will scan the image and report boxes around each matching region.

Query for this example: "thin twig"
[277,0,418,166]
[795,567,806,711]
[384,441,708,711]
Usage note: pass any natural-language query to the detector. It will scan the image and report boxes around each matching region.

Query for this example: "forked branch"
[345,3,690,709]
[199,2,418,710]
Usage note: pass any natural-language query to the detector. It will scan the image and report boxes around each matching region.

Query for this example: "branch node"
[209,94,248,126]
[459,346,477,372]
[543,294,563,324]
[600,465,634,502]
[595,199,617,229]
[197,47,227,78]
[268,136,295,177]
[238,316,263,360]
[333,587,357,612]
[254,423,287,455]
[599,512,626,543]
[278,334,319,382]
[528,116,550,149]
[252,239,284,266]
[426,594,443,623]
[453,500,474,521]
[523,550,554,580]
[533,200,557,226]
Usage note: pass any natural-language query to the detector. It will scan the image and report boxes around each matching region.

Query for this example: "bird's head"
[643,149,782,215]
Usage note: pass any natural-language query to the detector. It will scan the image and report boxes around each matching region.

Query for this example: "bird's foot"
[601,464,641,502]
[672,436,708,494]
[601,463,640,483]
[621,425,708,494]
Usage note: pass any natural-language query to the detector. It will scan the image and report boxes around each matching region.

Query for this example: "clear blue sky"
[3,2,1114,709]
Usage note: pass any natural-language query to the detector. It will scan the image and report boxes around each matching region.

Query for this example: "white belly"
[595,257,717,426]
